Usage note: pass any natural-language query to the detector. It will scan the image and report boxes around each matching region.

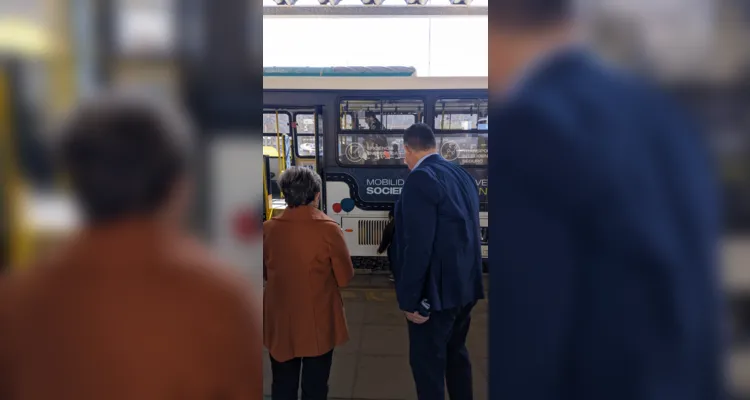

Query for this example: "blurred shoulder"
[166,235,258,307]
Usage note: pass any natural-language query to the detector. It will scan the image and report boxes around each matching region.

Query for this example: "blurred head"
[59,93,193,227]
[490,0,575,90]
[278,167,322,208]
[403,123,437,170]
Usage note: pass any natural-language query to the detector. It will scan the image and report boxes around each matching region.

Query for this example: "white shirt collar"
[412,152,438,171]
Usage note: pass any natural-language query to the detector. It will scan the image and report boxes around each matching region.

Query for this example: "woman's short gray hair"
[278,167,322,208]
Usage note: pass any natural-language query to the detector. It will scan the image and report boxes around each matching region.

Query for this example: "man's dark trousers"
[408,301,477,400]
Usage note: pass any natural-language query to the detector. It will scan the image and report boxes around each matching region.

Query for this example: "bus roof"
[263,76,488,91]
[263,66,416,77]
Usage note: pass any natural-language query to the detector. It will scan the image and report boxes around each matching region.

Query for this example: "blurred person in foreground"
[395,123,484,400]
[263,166,354,400]
[489,2,723,400]
[0,94,263,400]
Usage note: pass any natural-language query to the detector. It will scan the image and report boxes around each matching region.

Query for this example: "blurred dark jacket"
[263,206,354,362]
[490,48,723,400]
[0,219,263,400]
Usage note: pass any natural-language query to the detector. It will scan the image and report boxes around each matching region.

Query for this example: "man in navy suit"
[394,123,485,400]
[490,2,724,400]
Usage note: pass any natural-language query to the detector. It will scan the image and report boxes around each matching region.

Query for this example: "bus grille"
[357,219,389,246]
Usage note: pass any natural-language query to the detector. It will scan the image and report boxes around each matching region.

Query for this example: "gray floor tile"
[467,327,488,358]
[364,302,407,326]
[352,356,416,399]
[360,325,410,356]
[345,302,368,325]
[337,323,363,355]
[329,353,358,399]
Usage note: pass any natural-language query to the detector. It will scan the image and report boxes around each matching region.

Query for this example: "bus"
[263,68,488,270]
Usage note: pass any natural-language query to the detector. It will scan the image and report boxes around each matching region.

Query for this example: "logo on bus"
[332,198,355,214]
[365,178,404,196]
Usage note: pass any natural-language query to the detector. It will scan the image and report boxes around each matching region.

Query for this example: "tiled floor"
[263,274,489,400]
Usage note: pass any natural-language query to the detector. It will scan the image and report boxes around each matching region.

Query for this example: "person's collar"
[277,205,328,221]
[412,152,438,171]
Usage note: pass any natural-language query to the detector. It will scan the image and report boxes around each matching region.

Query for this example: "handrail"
[262,156,273,221]
[274,110,287,191]
[0,65,32,269]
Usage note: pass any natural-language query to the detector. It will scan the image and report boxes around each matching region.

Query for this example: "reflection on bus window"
[295,113,321,157]
[338,134,405,166]
[340,99,423,131]
[263,136,279,150]
[263,112,290,134]
[295,113,315,133]
[337,133,487,167]
[434,98,489,131]
[436,133,488,167]
[297,135,318,157]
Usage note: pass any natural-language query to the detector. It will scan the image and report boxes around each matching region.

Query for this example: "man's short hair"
[278,167,322,208]
[59,94,192,224]
[490,0,572,27]
[403,123,436,152]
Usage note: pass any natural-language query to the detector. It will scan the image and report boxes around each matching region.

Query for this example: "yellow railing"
[0,67,33,269]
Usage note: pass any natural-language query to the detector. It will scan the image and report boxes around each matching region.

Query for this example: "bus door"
[262,110,293,219]
[0,57,71,271]
[290,107,325,208]
[289,108,321,169]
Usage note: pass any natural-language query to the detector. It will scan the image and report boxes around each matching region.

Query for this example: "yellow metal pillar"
[0,67,32,269]
[47,0,76,121]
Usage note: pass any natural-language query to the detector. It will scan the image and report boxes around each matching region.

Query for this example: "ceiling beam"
[263,5,487,18]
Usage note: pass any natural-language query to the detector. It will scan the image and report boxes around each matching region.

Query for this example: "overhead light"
[273,0,297,4]
[449,0,472,4]
[362,0,386,4]
[405,0,428,4]
[318,0,343,4]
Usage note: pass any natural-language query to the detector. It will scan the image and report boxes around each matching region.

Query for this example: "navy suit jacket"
[394,154,485,313]
[490,48,724,400]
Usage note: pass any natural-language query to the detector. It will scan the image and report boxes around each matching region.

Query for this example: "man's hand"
[403,311,429,324]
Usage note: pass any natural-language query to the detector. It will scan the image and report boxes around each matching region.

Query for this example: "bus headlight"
[449,0,473,4]
[273,0,297,4]
[318,0,343,4]
[362,0,386,4]
[405,0,428,4]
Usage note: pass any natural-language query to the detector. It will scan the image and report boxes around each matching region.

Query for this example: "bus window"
[337,133,405,166]
[295,113,322,158]
[263,135,280,151]
[340,99,423,131]
[435,133,488,167]
[434,98,489,131]
[263,112,290,135]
